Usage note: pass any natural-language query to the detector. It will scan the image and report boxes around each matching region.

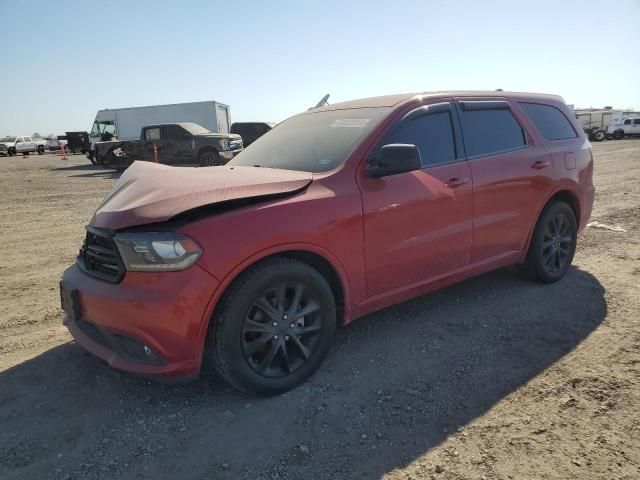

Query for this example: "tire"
[211,257,336,395]
[593,130,606,142]
[198,149,222,166]
[519,201,577,283]
[613,130,624,140]
[37,146,45,155]
[8,147,15,156]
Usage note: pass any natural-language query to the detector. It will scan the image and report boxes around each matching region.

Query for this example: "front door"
[360,102,473,297]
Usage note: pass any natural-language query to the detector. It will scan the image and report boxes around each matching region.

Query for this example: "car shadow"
[0,266,606,479]
[50,163,122,179]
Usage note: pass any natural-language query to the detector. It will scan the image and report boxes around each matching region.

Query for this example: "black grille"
[76,317,111,349]
[80,228,124,282]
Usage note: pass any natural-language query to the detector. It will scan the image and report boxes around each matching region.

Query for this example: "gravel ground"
[0,142,638,480]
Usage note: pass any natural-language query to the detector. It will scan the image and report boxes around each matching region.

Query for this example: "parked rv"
[88,101,232,164]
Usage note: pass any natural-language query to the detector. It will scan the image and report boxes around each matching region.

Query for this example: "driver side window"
[382,111,456,167]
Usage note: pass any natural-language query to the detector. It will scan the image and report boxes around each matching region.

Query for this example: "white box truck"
[88,100,231,162]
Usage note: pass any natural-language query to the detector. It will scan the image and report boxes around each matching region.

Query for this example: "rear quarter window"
[519,103,576,141]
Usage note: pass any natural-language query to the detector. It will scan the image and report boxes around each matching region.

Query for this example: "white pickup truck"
[0,136,46,156]
[607,117,640,140]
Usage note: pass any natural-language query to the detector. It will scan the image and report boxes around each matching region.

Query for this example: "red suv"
[60,91,594,395]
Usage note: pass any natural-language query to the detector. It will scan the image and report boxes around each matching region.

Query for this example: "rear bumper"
[60,262,219,380]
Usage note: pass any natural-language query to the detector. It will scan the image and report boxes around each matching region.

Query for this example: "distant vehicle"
[88,101,232,164]
[230,122,275,147]
[606,117,640,140]
[0,136,45,156]
[65,131,90,154]
[96,122,243,169]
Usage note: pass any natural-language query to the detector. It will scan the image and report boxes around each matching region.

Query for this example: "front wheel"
[198,149,222,166]
[211,258,336,395]
[519,201,577,283]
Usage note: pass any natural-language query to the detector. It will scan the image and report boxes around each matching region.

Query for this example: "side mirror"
[367,144,422,178]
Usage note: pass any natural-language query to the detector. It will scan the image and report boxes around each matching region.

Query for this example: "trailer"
[88,100,232,163]
[574,109,623,141]
[574,107,640,141]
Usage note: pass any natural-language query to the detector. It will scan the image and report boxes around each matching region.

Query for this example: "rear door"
[216,105,230,134]
[360,101,473,296]
[456,99,555,262]
[633,118,640,135]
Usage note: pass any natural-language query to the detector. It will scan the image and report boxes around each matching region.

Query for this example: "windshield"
[229,107,390,173]
[90,121,116,138]
[1,137,16,142]
[181,123,210,135]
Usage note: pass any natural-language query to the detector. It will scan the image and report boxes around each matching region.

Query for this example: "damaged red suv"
[60,91,594,395]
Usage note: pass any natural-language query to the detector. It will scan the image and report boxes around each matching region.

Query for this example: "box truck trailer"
[88,100,231,163]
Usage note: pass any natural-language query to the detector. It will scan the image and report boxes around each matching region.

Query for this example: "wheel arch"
[196,245,350,368]
[523,187,581,257]
[196,145,220,158]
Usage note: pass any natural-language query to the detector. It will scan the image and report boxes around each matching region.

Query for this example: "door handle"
[445,177,468,188]
[531,160,550,169]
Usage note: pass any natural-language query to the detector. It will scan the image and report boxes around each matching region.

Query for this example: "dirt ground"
[0,142,638,480]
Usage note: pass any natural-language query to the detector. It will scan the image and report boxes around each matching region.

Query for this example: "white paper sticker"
[329,119,371,128]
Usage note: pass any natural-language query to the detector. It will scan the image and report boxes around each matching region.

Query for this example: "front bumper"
[220,147,243,161]
[60,262,219,379]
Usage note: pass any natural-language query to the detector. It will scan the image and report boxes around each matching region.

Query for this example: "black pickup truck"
[95,122,243,168]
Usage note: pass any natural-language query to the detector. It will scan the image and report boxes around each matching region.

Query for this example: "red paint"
[61,91,595,380]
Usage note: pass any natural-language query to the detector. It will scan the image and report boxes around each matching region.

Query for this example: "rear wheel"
[520,201,577,283]
[198,149,222,166]
[613,130,624,140]
[593,130,606,142]
[8,147,15,156]
[211,257,336,395]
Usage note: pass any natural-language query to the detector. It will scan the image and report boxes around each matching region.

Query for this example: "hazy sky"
[1,0,638,136]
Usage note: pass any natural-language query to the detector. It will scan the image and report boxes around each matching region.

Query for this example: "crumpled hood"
[90,161,312,230]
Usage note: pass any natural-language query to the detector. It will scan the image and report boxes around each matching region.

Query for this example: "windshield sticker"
[329,119,371,128]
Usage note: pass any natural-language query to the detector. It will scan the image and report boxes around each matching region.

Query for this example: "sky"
[0,0,639,136]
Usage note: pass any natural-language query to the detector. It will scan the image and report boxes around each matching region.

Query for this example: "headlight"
[218,139,230,150]
[114,233,202,272]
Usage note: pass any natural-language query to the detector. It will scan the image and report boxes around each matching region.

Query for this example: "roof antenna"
[310,94,330,110]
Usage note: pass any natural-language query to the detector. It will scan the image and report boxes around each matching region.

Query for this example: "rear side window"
[519,103,576,140]
[459,108,526,157]
[145,128,161,141]
[383,111,456,167]
[635,119,640,125]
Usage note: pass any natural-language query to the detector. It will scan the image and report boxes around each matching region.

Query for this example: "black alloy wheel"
[241,281,323,377]
[540,213,573,274]
[519,201,577,283]
[211,257,336,395]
